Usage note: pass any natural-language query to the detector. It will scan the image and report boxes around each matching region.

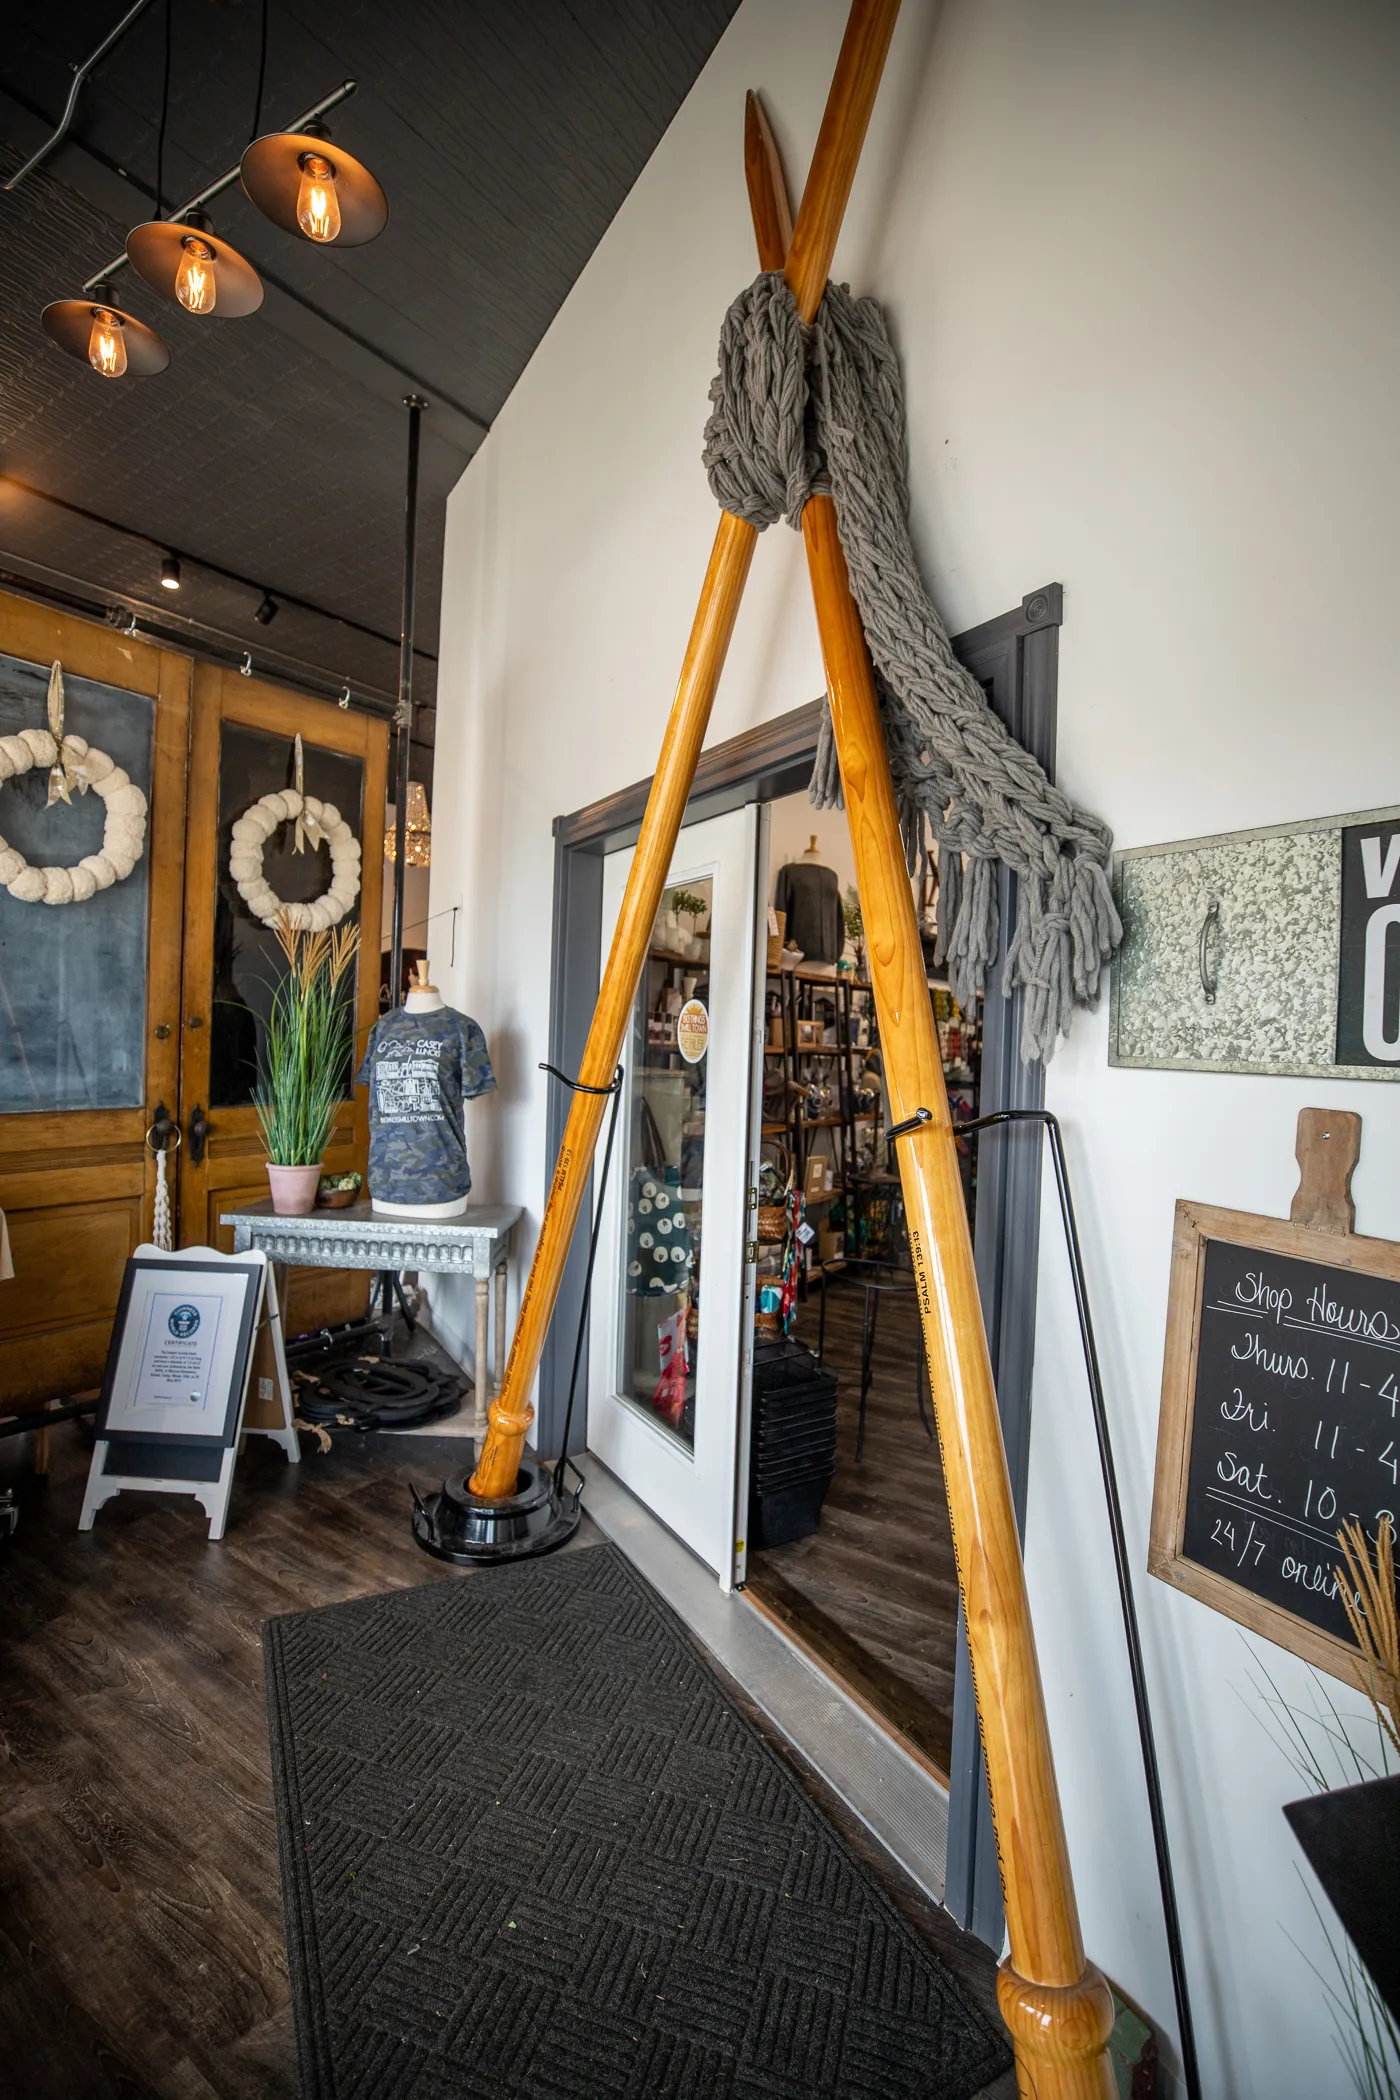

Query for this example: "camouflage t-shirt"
[356,1005,496,1205]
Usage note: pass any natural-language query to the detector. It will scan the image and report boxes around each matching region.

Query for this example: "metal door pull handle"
[1198,899,1220,1005]
[187,1104,209,1166]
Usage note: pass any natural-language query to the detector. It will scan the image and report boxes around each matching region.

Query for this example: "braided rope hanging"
[703,273,1121,1062]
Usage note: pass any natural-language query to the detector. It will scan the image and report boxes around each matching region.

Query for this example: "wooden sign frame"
[1149,1195,1400,1681]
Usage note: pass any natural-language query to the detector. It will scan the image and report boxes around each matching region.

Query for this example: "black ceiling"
[0,0,740,751]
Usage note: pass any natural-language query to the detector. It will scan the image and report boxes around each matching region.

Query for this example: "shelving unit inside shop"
[760,962,981,1280]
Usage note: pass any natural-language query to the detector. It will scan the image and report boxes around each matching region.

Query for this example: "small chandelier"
[385,781,431,868]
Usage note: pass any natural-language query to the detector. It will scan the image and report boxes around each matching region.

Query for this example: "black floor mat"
[263,1541,1011,2099]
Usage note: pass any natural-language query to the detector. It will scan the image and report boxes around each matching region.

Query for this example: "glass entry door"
[177,661,387,1332]
[589,805,765,1583]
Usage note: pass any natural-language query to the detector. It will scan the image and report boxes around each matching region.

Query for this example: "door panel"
[0,590,189,1401]
[588,806,760,1582]
[177,663,387,1335]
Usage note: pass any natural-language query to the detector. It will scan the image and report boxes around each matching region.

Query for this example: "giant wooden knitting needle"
[470,0,902,1500]
[745,93,1115,2100]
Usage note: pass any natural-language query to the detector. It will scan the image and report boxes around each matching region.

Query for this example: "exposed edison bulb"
[296,153,341,242]
[175,236,217,314]
[88,307,127,378]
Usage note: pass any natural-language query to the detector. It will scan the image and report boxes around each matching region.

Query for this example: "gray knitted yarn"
[703,272,1121,1062]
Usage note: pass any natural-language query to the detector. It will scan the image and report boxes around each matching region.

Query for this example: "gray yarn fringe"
[703,272,1121,1063]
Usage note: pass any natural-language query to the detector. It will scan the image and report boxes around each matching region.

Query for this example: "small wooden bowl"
[317,1184,361,1209]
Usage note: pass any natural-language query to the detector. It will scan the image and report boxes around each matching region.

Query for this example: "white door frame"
[589,805,761,1585]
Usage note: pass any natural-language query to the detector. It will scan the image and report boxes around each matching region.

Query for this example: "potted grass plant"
[254,912,360,1215]
[1280,1516,1400,2065]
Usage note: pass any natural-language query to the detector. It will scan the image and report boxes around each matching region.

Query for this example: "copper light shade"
[41,288,170,376]
[240,127,388,246]
[125,211,264,317]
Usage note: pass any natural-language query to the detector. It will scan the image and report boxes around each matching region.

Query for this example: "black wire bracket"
[538,1062,626,1496]
[886,1105,934,1142]
[961,1107,1201,2100]
[539,1062,624,1097]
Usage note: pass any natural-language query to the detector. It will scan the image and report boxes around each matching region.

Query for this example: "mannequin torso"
[358,963,495,1219]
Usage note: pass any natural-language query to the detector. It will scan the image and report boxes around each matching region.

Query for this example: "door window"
[0,652,154,1113]
[209,723,365,1108]
[617,876,713,1449]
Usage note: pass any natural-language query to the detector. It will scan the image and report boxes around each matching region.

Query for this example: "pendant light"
[240,118,387,247]
[125,208,264,316]
[40,282,170,377]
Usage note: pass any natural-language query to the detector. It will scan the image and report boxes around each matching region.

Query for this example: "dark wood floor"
[747,1275,961,1774]
[0,1422,1011,2100]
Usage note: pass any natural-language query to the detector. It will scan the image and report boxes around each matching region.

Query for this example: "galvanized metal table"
[221,1200,522,1433]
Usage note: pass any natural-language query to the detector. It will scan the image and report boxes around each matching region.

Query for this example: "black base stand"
[411,1446,582,1564]
[408,1061,624,1570]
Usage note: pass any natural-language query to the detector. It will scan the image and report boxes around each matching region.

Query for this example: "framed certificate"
[98,1255,262,1445]
[81,1245,296,1541]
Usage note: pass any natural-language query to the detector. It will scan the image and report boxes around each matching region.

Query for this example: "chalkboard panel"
[1151,1201,1400,1679]
[0,651,154,1113]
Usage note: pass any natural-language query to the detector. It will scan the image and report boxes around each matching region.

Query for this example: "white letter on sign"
[1363,903,1400,1060]
[1361,834,1400,900]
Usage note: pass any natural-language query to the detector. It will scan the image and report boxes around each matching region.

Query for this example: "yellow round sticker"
[676,998,709,1063]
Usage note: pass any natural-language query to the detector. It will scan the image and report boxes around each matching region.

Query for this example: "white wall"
[428,2,1400,2091]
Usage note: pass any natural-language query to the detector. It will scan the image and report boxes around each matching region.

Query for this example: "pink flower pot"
[266,1162,323,1216]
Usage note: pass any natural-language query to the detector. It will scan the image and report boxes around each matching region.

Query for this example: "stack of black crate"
[747,1337,839,1550]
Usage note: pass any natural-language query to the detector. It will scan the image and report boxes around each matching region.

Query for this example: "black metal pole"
[389,396,427,1008]
[537,1061,625,1495]
[963,1108,1202,2100]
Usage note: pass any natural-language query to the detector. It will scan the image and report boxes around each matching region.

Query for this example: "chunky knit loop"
[703,272,1121,1062]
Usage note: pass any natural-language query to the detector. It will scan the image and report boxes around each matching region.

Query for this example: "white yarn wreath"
[229,788,361,930]
[0,727,148,905]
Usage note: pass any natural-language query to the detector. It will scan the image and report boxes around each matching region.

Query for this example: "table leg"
[33,1396,53,1477]
[474,1275,491,1434]
[493,1261,507,1397]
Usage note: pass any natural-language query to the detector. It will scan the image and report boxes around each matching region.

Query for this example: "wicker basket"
[756,1139,791,1243]
[754,1308,783,1338]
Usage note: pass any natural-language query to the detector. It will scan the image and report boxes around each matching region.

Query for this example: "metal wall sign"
[1110,803,1400,1079]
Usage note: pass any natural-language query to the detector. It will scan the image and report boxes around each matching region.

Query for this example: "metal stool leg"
[391,1272,417,1332]
[856,1284,879,1463]
[915,1346,934,1442]
[817,1263,829,1364]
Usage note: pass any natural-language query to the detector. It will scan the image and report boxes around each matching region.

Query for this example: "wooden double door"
[0,591,387,1403]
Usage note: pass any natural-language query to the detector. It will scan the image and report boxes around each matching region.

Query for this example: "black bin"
[748,1340,839,1552]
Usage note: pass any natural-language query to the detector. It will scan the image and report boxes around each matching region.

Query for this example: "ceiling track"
[0,558,404,719]
[2,0,155,194]
[1,473,438,667]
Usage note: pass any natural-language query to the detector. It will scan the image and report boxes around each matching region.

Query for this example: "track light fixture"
[125,208,264,317]
[160,554,181,591]
[254,591,280,626]
[41,82,383,381]
[40,282,170,377]
[241,117,388,247]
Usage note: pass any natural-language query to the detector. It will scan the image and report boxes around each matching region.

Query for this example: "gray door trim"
[542,587,1062,1956]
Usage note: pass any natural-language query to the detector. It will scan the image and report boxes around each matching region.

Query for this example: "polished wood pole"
[747,95,1115,2100]
[469,0,904,1498]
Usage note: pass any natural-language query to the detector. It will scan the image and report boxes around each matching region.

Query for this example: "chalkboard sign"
[1150,1193,1400,1680]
